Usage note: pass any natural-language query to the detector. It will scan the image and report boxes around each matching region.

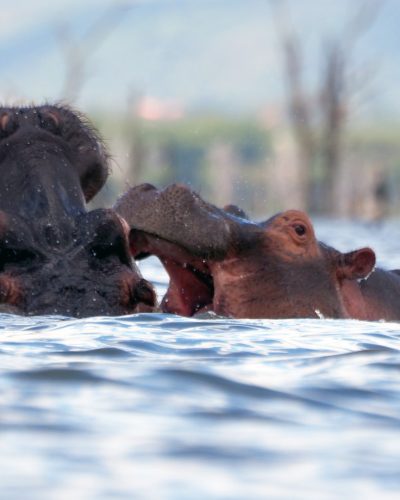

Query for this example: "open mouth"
[160,258,214,316]
[130,231,215,316]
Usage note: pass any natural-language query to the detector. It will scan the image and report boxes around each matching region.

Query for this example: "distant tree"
[272,0,381,214]
[58,2,134,102]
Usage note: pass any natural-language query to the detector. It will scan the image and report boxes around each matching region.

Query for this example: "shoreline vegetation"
[90,111,400,221]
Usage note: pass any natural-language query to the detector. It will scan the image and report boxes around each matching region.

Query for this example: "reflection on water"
[1,220,400,499]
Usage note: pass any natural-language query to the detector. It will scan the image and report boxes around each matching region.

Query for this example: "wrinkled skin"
[115,183,400,321]
[0,106,155,317]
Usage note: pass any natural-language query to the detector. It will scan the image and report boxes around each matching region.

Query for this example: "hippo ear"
[223,204,249,220]
[336,247,376,280]
[0,111,17,138]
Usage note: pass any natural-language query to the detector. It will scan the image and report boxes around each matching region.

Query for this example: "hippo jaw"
[0,209,156,317]
[161,260,214,316]
[130,229,214,316]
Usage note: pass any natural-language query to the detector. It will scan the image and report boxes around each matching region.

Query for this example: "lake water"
[1,219,400,499]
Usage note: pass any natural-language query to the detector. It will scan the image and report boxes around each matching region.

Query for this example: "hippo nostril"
[139,183,156,192]
[131,279,156,308]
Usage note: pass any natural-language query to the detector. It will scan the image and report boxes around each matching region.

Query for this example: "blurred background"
[1,0,400,219]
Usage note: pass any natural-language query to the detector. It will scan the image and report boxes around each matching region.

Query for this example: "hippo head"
[0,106,156,317]
[115,183,375,319]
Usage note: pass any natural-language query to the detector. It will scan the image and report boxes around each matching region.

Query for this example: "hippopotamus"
[115,183,400,321]
[0,105,155,317]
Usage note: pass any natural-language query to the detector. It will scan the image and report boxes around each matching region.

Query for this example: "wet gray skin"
[0,106,155,317]
[114,183,259,260]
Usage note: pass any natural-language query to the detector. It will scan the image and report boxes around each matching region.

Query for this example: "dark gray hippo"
[0,105,155,317]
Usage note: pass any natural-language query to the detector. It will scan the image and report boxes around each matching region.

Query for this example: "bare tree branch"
[271,0,382,213]
[58,2,134,102]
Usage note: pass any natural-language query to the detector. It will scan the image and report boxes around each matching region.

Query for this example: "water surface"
[1,220,400,499]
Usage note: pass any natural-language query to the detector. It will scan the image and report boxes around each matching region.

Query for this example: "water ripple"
[1,252,400,498]
[11,367,121,385]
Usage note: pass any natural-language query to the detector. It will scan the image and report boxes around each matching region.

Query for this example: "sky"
[0,0,399,121]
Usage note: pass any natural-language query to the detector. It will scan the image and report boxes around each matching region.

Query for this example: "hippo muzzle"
[0,105,156,317]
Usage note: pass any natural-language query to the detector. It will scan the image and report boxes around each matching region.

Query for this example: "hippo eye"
[294,224,306,236]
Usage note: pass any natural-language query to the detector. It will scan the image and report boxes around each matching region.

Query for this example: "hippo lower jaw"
[0,271,157,318]
[0,209,157,318]
[129,231,214,317]
[160,259,214,316]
